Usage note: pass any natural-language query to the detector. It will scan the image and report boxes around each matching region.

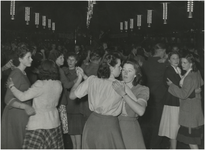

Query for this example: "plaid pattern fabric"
[22,126,64,149]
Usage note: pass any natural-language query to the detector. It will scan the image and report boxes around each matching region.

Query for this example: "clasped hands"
[112,80,126,97]
[75,67,87,80]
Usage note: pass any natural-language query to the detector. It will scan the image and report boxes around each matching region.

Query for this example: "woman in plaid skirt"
[7,60,64,149]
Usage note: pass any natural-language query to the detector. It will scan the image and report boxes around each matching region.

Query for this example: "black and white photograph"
[1,0,204,149]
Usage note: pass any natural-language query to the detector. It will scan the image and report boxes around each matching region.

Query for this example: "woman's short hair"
[168,51,180,60]
[38,60,60,80]
[97,53,121,79]
[65,52,79,61]
[181,53,198,72]
[123,59,142,86]
[90,50,102,62]
[12,43,32,66]
[153,43,166,54]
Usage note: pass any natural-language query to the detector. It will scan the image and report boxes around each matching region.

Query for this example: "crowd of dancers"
[1,37,204,149]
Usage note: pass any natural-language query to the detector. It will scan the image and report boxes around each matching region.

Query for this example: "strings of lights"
[86,0,96,28]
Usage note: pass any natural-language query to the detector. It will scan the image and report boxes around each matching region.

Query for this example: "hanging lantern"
[187,0,194,18]
[42,16,46,29]
[137,15,142,29]
[147,10,152,27]
[35,13,39,28]
[25,7,30,25]
[130,18,134,31]
[48,19,51,29]
[120,22,123,32]
[124,21,128,32]
[163,2,168,24]
[10,0,15,20]
[52,22,55,32]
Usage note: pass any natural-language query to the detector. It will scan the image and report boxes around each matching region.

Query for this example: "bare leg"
[75,135,82,149]
[170,139,177,149]
[189,144,198,149]
[70,135,76,149]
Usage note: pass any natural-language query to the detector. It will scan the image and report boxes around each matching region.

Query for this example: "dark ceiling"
[1,1,204,34]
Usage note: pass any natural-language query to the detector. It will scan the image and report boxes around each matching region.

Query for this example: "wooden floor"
[63,127,204,149]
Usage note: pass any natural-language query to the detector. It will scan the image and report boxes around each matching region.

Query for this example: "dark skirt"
[118,116,146,149]
[22,125,64,149]
[177,125,203,145]
[1,107,29,149]
[67,113,84,135]
[82,112,125,149]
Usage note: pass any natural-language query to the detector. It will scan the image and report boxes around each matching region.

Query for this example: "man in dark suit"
[141,43,169,149]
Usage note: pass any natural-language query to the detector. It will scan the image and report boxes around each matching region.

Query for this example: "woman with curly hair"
[6,60,64,149]
[167,53,204,149]
[69,53,127,149]
[113,59,149,149]
[1,43,34,149]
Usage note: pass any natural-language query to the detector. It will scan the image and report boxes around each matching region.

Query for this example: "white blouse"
[11,80,62,130]
[74,75,125,116]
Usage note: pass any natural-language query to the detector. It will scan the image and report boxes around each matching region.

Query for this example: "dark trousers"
[139,99,166,149]
[149,102,164,148]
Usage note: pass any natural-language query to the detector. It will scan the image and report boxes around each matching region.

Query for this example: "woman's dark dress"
[1,68,32,148]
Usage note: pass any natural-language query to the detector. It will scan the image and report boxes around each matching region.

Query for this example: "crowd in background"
[1,33,204,149]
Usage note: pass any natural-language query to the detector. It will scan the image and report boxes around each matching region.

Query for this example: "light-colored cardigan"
[11,80,63,130]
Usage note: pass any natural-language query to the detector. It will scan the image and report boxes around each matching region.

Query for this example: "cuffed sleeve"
[168,76,194,100]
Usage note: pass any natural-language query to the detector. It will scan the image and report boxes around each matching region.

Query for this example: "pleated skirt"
[158,105,180,139]
[67,114,84,135]
[82,112,125,149]
[118,115,146,149]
